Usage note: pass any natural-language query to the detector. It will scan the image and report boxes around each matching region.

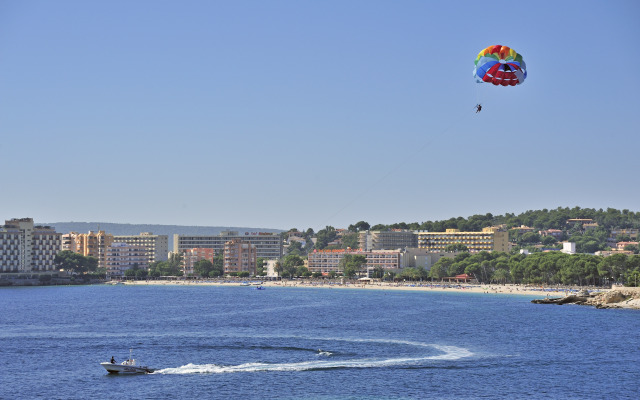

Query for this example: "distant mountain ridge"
[43,222,284,250]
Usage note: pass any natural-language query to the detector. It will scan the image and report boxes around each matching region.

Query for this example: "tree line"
[428,251,640,287]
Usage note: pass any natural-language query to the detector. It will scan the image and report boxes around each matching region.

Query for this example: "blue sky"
[1,0,639,231]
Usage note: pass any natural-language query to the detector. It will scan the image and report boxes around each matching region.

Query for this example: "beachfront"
[120,279,640,309]
[121,279,596,297]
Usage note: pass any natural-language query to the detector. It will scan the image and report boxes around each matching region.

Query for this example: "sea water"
[1,285,638,399]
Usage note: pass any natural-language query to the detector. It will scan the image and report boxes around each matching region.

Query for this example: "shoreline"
[119,280,640,309]
[119,279,603,298]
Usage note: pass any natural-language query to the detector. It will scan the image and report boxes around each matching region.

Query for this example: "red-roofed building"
[616,241,639,251]
[444,273,475,283]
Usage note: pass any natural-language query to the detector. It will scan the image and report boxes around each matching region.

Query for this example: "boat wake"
[154,342,472,375]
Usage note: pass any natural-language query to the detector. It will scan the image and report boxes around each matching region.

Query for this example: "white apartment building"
[113,232,169,264]
[0,218,62,273]
[174,231,282,260]
[358,230,418,251]
[307,249,402,275]
[106,242,149,278]
[401,248,456,271]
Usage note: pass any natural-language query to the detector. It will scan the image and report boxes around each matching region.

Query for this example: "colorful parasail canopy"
[473,45,526,86]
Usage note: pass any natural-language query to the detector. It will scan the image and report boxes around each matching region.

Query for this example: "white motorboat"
[100,349,154,374]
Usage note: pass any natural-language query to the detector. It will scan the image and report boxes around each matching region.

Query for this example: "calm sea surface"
[1,284,638,399]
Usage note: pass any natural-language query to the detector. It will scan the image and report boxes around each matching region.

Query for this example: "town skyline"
[3,211,638,284]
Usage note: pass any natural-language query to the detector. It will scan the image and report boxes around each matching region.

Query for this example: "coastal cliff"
[532,288,640,310]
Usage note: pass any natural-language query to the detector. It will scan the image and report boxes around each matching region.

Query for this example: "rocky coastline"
[532,287,640,310]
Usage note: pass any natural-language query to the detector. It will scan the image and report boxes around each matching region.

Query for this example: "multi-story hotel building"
[174,231,282,260]
[182,247,216,276]
[0,218,62,273]
[105,242,149,278]
[113,232,168,264]
[609,228,639,240]
[62,230,114,268]
[307,249,402,275]
[417,226,509,253]
[223,239,257,275]
[358,229,418,251]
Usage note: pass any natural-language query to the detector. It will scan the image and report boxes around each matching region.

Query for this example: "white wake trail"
[155,344,473,375]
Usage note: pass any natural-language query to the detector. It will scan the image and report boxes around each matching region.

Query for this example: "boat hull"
[100,362,154,374]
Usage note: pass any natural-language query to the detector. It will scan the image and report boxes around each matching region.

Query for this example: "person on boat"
[110,356,115,364]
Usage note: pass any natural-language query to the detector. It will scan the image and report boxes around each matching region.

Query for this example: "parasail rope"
[318,105,475,229]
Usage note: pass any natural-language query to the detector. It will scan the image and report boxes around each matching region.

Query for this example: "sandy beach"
[120,279,598,298]
[116,279,640,309]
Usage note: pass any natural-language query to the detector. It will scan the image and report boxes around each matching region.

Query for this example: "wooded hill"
[368,206,640,234]
[315,207,640,254]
